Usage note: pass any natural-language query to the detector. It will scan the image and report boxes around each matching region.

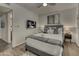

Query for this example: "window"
[47,14,60,24]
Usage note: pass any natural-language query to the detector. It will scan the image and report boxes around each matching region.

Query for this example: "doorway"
[0,6,13,51]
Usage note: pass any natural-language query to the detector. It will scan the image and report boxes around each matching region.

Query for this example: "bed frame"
[25,24,64,56]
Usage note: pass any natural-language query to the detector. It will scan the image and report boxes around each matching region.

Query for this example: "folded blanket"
[26,38,63,56]
[26,45,52,56]
[26,35,63,46]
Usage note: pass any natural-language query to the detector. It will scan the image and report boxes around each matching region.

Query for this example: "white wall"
[60,8,77,42]
[76,4,79,46]
[39,8,76,27]
[0,16,2,39]
[39,8,77,42]
[7,4,39,47]
[0,4,39,47]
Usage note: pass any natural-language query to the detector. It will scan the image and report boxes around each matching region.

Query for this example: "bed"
[25,24,64,56]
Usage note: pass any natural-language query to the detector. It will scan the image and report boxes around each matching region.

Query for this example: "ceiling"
[0,6,10,15]
[18,3,77,15]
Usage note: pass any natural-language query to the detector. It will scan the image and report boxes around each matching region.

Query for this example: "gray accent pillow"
[53,28,58,34]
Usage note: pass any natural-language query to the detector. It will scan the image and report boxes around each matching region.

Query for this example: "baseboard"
[0,38,9,43]
[76,41,79,47]
[12,41,25,48]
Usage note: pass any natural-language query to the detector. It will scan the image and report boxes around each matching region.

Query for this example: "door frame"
[6,9,13,47]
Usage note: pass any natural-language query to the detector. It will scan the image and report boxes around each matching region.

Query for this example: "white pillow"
[39,26,44,32]
[47,27,54,34]
[58,28,62,34]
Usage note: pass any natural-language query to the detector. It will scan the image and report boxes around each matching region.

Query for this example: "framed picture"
[26,20,36,28]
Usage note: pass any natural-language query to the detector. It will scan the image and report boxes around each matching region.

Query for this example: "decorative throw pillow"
[47,27,54,34]
[58,28,62,34]
[54,29,57,34]
[52,27,58,34]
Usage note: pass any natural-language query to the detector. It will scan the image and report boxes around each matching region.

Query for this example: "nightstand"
[64,33,72,43]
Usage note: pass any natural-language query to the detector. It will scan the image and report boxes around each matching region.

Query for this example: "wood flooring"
[0,41,79,56]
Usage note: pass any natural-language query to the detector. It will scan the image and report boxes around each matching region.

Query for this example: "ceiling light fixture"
[43,3,47,7]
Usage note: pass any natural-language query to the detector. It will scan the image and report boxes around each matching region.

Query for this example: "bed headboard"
[44,24,64,34]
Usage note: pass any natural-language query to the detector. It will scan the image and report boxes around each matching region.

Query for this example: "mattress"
[26,38,63,56]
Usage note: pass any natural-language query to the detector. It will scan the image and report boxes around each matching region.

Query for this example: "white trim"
[12,41,25,48]
[75,4,79,47]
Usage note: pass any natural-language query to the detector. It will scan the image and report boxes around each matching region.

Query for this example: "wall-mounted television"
[26,20,36,28]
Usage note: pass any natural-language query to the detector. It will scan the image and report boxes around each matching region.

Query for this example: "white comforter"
[33,33,63,43]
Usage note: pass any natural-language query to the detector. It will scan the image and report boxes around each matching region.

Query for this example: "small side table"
[64,33,72,43]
